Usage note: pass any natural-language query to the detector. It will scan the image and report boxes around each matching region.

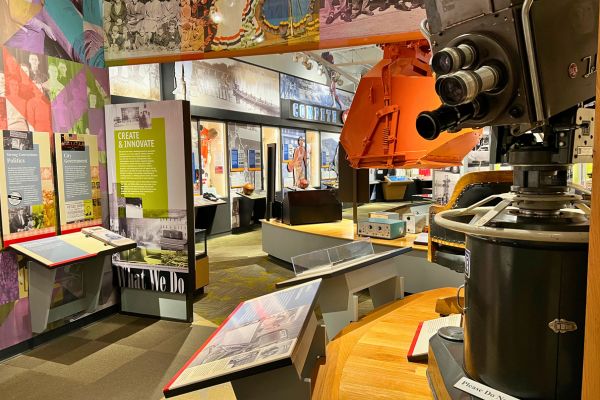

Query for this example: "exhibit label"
[454,378,519,400]
[55,133,102,233]
[0,130,56,246]
[114,118,168,218]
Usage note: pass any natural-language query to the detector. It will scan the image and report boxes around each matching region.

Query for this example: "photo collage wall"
[0,1,112,352]
[103,0,425,65]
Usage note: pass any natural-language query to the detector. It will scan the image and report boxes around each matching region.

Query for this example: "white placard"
[454,377,519,400]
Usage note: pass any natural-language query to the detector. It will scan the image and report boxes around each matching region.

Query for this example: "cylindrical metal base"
[463,235,588,399]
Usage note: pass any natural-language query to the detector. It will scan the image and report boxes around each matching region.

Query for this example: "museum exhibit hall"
[0,1,600,399]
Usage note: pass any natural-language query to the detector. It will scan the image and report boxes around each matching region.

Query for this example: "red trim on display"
[48,253,97,268]
[407,322,423,359]
[4,232,56,247]
[163,301,246,393]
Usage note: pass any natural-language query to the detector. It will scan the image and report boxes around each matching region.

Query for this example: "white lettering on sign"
[454,378,519,400]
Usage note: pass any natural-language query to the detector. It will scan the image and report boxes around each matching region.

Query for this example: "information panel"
[55,133,102,233]
[164,279,321,396]
[105,101,194,298]
[0,130,56,247]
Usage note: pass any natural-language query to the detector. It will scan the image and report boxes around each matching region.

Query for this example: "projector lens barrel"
[431,44,477,75]
[437,65,501,106]
[416,102,480,140]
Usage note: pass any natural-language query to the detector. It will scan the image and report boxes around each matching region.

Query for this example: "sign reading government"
[281,99,343,126]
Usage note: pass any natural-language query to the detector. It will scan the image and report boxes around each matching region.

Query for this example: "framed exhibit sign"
[55,133,102,234]
[164,279,322,397]
[105,100,195,321]
[0,130,56,247]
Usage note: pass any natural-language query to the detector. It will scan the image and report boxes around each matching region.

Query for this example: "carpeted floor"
[0,216,384,400]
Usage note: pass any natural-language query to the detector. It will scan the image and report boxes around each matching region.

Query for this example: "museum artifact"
[357,218,406,240]
[417,0,597,398]
[340,41,482,169]
[242,182,255,196]
[202,192,219,202]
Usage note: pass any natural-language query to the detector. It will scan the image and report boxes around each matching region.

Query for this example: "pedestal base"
[427,334,470,400]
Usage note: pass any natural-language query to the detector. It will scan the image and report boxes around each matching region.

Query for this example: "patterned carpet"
[0,227,380,399]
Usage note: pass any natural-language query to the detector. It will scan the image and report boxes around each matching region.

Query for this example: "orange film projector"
[341,41,481,169]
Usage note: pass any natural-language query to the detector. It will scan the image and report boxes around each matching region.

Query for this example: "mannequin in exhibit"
[291,137,308,187]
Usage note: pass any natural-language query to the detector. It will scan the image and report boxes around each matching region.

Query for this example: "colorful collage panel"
[0,0,110,353]
[104,0,320,62]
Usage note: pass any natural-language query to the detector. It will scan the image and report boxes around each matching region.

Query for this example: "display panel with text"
[105,101,194,298]
[0,130,56,246]
[55,133,102,233]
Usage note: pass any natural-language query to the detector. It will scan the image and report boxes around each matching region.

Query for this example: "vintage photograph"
[109,63,161,100]
[280,73,354,110]
[113,208,189,268]
[113,105,151,129]
[181,59,280,117]
[3,130,33,150]
[319,0,426,41]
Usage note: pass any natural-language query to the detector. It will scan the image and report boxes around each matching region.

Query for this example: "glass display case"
[191,119,201,195]
[262,126,281,191]
[291,239,374,275]
[306,131,320,188]
[320,131,340,186]
[227,122,262,191]
[281,128,306,188]
[199,120,228,198]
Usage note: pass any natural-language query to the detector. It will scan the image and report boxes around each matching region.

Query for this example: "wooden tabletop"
[312,287,456,400]
[261,219,428,251]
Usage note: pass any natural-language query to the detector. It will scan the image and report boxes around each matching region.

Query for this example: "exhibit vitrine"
[198,120,228,198]
[262,126,281,192]
[281,128,307,189]
[306,131,320,188]
[320,131,340,186]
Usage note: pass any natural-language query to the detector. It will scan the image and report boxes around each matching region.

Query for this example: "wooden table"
[312,287,456,400]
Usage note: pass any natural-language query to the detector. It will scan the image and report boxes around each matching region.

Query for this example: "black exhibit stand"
[194,196,227,234]
[234,192,267,232]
